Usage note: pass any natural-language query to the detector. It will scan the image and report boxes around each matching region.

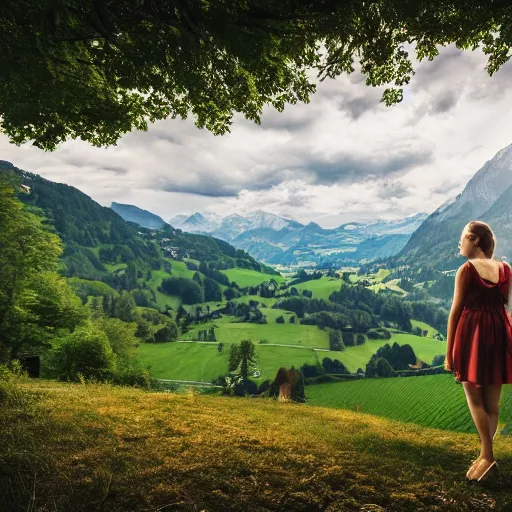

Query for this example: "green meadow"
[292,276,344,300]
[411,319,441,337]
[179,313,330,348]
[148,269,181,310]
[306,373,512,434]
[137,320,446,381]
[220,268,285,287]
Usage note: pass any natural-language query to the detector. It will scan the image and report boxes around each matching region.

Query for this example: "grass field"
[136,320,445,381]
[103,262,127,272]
[179,314,330,348]
[148,269,181,311]
[221,268,285,288]
[306,374,512,434]
[411,319,441,337]
[232,295,279,308]
[166,258,196,279]
[137,342,228,381]
[137,342,325,383]
[292,276,344,300]
[4,379,512,511]
[321,333,446,373]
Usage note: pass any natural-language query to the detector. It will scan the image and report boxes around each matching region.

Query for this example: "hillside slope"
[399,144,512,268]
[3,380,511,511]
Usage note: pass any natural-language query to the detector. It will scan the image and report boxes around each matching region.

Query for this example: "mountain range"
[166,210,428,266]
[398,143,512,268]
[168,143,512,269]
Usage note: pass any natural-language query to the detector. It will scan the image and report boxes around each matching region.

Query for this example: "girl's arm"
[507,262,512,317]
[445,264,470,370]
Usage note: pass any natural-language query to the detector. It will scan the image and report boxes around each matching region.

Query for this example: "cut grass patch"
[306,373,512,434]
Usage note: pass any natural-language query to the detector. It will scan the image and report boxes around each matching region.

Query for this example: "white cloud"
[1,45,511,228]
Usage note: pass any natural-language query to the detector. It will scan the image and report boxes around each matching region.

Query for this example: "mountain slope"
[0,163,269,289]
[1,163,145,250]
[111,202,166,229]
[232,213,427,265]
[399,144,512,268]
[481,184,512,260]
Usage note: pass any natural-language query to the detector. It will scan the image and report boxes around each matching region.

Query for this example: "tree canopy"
[1,0,511,150]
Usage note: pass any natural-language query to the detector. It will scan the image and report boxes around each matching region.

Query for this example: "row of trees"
[194,328,217,342]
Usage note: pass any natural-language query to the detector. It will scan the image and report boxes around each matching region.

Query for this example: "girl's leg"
[462,383,493,461]
[483,384,502,441]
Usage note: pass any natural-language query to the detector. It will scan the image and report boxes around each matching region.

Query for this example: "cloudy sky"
[1,45,512,228]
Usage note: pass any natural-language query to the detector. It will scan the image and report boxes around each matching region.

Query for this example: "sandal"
[466,456,482,479]
[468,459,498,482]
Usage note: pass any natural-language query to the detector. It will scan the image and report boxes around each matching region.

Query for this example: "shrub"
[52,324,116,381]
[432,354,445,366]
[275,315,285,324]
[160,277,204,304]
[300,363,323,378]
[258,380,270,394]
[356,333,366,345]
[328,330,345,351]
[342,331,355,346]
[110,364,153,388]
[367,328,392,340]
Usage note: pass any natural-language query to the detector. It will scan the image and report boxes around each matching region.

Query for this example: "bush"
[300,363,323,378]
[342,331,355,346]
[109,364,153,388]
[258,380,270,394]
[289,315,296,324]
[328,330,345,351]
[160,277,204,304]
[0,362,28,407]
[275,315,285,324]
[365,356,396,378]
[412,326,423,336]
[367,328,392,340]
[356,333,366,345]
[52,325,116,381]
[321,357,349,374]
[432,354,445,366]
[153,321,179,342]
[233,379,258,396]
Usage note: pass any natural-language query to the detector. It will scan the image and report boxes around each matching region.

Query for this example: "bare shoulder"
[456,261,470,275]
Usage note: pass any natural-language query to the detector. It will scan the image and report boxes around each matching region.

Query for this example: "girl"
[445,221,512,482]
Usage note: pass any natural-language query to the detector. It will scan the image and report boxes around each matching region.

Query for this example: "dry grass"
[1,379,512,511]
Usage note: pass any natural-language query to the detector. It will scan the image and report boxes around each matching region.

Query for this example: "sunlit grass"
[2,379,511,511]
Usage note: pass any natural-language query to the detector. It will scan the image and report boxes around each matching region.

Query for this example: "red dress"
[452,261,512,387]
